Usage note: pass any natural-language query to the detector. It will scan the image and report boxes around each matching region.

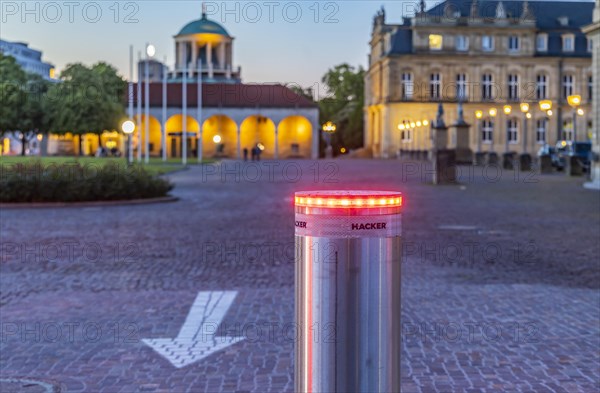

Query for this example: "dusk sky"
[1,1,429,88]
[2,0,588,90]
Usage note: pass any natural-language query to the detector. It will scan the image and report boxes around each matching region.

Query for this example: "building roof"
[176,13,230,37]
[132,83,317,109]
[387,0,594,57]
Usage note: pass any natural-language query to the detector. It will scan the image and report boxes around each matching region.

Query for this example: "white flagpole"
[197,58,203,163]
[144,43,150,164]
[128,45,133,165]
[182,44,188,166]
[162,55,167,162]
[137,51,142,163]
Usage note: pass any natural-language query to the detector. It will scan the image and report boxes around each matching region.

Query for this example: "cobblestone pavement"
[1,160,599,392]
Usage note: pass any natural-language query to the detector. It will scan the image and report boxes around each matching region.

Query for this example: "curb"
[0,196,179,209]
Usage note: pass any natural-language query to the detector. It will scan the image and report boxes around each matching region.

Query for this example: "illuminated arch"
[201,114,238,158]
[239,115,276,159]
[138,115,163,157]
[277,116,312,158]
[165,114,200,158]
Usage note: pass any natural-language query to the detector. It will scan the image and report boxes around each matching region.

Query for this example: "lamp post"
[475,110,483,152]
[145,44,155,164]
[567,95,581,141]
[122,120,135,166]
[520,103,530,154]
[322,121,336,158]
[503,105,512,153]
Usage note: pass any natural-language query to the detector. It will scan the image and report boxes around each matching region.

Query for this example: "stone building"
[364,0,594,158]
[583,0,600,188]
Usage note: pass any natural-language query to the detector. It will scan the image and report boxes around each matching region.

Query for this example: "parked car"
[537,144,561,169]
[555,141,592,172]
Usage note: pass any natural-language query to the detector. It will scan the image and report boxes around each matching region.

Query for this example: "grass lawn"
[0,156,214,175]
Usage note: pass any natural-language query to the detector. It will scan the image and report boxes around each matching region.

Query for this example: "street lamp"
[520,103,530,154]
[567,94,581,141]
[539,100,552,112]
[475,110,483,153]
[121,120,135,166]
[144,43,156,164]
[322,121,336,158]
[503,105,512,115]
[489,108,497,152]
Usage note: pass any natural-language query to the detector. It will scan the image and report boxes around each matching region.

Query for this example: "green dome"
[176,14,230,37]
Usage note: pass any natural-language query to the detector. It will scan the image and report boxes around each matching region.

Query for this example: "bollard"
[294,191,402,393]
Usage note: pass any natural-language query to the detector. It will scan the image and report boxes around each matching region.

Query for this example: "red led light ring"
[294,191,402,209]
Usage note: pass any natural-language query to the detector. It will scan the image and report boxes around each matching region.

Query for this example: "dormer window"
[536,34,548,52]
[562,34,575,52]
[557,16,569,27]
[508,36,520,52]
[429,34,443,51]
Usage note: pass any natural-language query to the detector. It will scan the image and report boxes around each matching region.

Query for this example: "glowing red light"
[294,191,403,209]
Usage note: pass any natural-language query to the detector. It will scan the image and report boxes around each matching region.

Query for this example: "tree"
[47,62,126,155]
[319,64,365,152]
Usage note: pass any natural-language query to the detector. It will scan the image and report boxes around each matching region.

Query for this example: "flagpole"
[128,45,134,165]
[137,51,142,163]
[182,44,187,166]
[162,55,167,162]
[144,43,150,164]
[197,59,203,163]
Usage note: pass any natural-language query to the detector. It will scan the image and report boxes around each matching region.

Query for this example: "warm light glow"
[398,124,405,130]
[423,120,429,126]
[416,121,422,127]
[577,108,584,116]
[503,105,512,115]
[36,134,43,141]
[340,147,347,153]
[567,95,581,107]
[526,113,532,119]
[49,68,56,79]
[146,44,156,57]
[257,143,265,151]
[547,109,553,117]
[121,120,135,134]
[294,192,403,209]
[429,34,443,50]
[322,121,337,133]
[410,122,416,128]
[475,110,483,119]
[520,103,529,113]
[213,135,222,143]
[489,108,497,117]
[560,140,567,147]
[539,100,552,111]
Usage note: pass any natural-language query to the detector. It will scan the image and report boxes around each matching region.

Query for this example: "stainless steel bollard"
[294,191,402,393]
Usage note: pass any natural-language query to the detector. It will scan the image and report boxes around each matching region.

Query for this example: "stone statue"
[435,103,446,128]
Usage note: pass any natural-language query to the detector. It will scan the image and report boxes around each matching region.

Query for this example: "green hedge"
[0,161,173,203]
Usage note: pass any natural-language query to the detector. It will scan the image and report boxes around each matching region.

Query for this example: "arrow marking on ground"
[143,291,244,368]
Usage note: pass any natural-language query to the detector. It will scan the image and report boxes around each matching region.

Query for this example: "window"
[562,75,574,99]
[430,73,441,100]
[482,35,494,51]
[429,34,443,50]
[588,76,593,102]
[536,118,547,143]
[507,119,518,143]
[508,74,519,101]
[588,38,593,53]
[401,126,412,143]
[482,119,493,143]
[562,119,573,140]
[456,35,469,51]
[401,72,414,100]
[536,34,548,51]
[456,73,467,100]
[536,74,547,100]
[562,34,575,52]
[508,36,520,52]
[482,74,494,100]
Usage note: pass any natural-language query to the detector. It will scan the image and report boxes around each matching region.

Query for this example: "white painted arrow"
[143,291,244,368]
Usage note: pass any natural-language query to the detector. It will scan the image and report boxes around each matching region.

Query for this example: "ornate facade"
[365,0,595,158]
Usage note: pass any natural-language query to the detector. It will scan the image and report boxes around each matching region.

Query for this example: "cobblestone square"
[1,160,599,392]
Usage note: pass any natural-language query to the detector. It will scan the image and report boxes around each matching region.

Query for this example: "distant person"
[251,147,257,161]
[243,147,248,161]
[255,145,261,161]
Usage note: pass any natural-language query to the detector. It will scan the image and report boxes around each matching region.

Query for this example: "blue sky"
[2,0,591,89]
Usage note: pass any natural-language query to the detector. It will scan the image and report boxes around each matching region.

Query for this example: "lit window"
[429,34,443,50]
[482,35,494,51]
[536,34,548,51]
[562,34,574,52]
[507,119,518,143]
[456,35,469,51]
[508,36,520,52]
